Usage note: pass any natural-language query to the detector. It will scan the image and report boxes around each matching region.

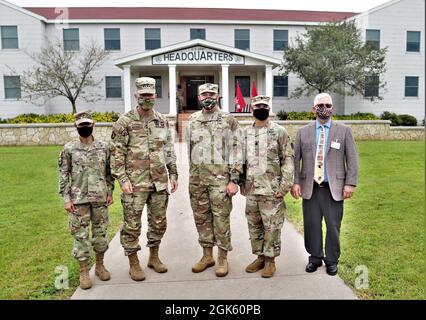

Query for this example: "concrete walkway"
[72,143,356,299]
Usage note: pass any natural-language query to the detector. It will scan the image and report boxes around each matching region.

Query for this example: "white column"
[221,64,229,112]
[256,71,264,94]
[168,64,177,115]
[265,64,273,112]
[123,65,132,112]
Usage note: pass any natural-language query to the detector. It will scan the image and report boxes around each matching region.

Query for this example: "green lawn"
[286,141,425,299]
[0,141,424,299]
[0,146,123,299]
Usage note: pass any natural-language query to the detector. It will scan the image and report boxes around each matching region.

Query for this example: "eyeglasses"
[316,104,332,108]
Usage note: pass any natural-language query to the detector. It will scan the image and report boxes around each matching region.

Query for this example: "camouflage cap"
[198,83,219,95]
[74,110,94,125]
[135,77,156,94]
[251,95,271,107]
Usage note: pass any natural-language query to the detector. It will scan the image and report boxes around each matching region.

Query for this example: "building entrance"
[180,75,214,112]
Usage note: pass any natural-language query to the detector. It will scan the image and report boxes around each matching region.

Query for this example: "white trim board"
[43,19,327,26]
[0,0,47,22]
[114,39,282,67]
[346,0,402,21]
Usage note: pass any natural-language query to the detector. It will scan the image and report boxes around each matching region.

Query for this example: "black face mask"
[200,97,217,110]
[77,126,93,138]
[253,108,270,121]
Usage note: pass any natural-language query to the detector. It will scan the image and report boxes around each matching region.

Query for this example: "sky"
[9,0,393,13]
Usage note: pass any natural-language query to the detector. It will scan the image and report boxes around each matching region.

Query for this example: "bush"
[276,110,316,120]
[92,112,120,122]
[333,112,379,120]
[0,112,120,124]
[380,111,401,126]
[380,112,419,126]
[398,114,418,126]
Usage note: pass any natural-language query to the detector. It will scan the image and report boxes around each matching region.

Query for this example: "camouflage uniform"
[187,86,242,251]
[58,112,114,262]
[110,108,177,256]
[243,117,294,258]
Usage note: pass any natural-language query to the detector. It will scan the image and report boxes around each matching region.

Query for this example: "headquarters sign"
[152,46,245,65]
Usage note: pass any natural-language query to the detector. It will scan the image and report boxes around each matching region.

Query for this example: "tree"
[9,39,109,114]
[280,21,387,100]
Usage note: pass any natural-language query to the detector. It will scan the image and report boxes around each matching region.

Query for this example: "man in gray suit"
[291,93,358,276]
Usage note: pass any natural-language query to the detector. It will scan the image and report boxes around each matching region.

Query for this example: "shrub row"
[276,111,379,121]
[276,110,420,126]
[0,111,420,126]
[0,112,120,124]
[379,112,418,126]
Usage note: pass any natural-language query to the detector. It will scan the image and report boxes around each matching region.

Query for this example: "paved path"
[72,143,356,299]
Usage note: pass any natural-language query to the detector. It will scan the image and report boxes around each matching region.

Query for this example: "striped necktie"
[314,125,325,184]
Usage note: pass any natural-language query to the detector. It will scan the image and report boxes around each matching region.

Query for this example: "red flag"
[235,82,246,112]
[251,80,258,97]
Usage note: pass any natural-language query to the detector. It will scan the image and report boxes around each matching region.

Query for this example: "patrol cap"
[198,83,218,95]
[251,95,271,107]
[74,110,94,125]
[135,77,156,94]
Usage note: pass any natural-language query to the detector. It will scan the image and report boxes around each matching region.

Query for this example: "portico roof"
[114,39,282,68]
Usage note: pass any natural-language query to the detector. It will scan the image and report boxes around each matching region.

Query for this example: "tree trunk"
[71,100,77,114]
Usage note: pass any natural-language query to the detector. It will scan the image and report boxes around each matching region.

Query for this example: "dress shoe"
[326,264,338,276]
[305,261,322,273]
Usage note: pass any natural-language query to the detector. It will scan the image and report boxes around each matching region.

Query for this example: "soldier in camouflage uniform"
[241,95,294,278]
[58,110,114,289]
[110,77,178,281]
[186,83,242,277]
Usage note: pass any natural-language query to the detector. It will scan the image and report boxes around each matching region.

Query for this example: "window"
[145,28,161,50]
[273,30,288,51]
[273,76,288,97]
[190,28,206,40]
[235,29,250,51]
[366,29,380,50]
[407,31,420,52]
[364,75,379,97]
[405,76,419,97]
[235,76,250,97]
[4,76,21,99]
[105,76,122,98]
[104,28,120,50]
[63,28,79,51]
[147,76,162,98]
[1,26,18,49]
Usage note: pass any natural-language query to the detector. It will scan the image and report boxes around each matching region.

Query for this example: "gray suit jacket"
[294,121,358,201]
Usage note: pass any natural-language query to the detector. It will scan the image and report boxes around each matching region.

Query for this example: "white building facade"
[0,0,424,121]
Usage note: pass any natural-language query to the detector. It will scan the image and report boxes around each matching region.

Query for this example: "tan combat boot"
[79,260,92,290]
[128,253,146,281]
[245,255,265,273]
[192,247,215,273]
[95,252,111,281]
[215,247,229,277]
[147,246,168,273]
[261,257,276,278]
